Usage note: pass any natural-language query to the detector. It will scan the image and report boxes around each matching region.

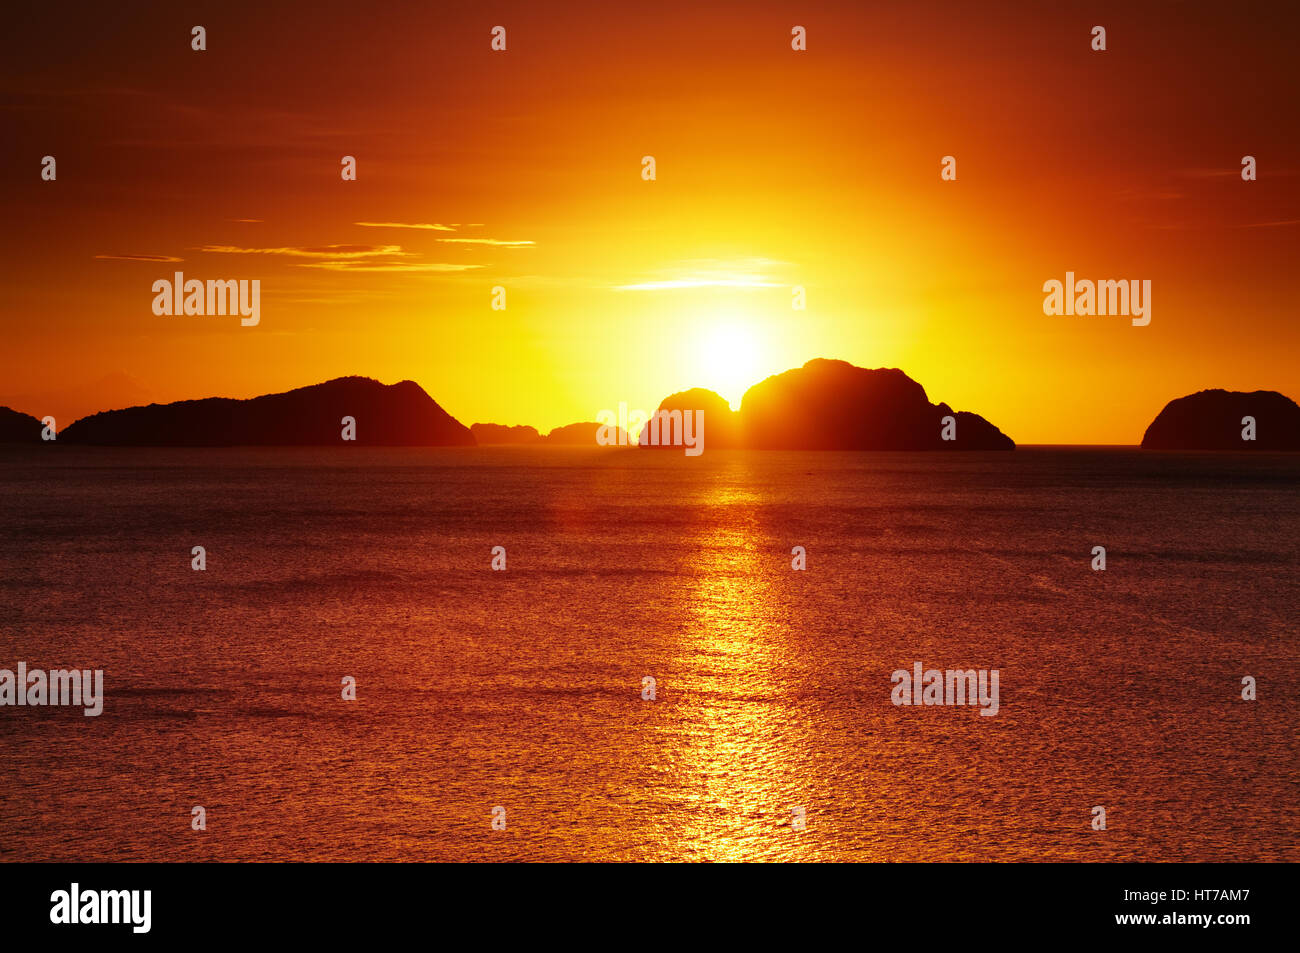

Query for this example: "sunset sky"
[3,0,1298,443]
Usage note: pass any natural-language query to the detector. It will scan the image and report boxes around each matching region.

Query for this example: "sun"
[696,321,767,410]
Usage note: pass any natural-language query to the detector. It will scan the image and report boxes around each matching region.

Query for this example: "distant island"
[0,362,1016,450]
[471,423,542,445]
[0,407,43,443]
[5,366,1294,452]
[640,359,1015,450]
[1141,389,1300,450]
[471,421,632,446]
[56,377,474,446]
[639,388,746,449]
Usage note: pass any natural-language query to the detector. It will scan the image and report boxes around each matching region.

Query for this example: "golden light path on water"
[660,461,833,861]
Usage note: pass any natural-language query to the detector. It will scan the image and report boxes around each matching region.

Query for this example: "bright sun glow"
[696,321,767,410]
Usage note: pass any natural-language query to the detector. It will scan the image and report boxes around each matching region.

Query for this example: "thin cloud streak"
[616,278,782,290]
[354,222,484,231]
[94,254,184,262]
[297,262,482,273]
[437,238,534,246]
[1232,219,1300,228]
[196,244,409,259]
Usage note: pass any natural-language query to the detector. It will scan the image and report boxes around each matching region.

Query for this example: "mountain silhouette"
[0,372,151,430]
[472,421,633,446]
[636,388,743,449]
[641,359,1013,450]
[0,407,44,443]
[1141,389,1300,450]
[61,377,474,446]
[543,421,630,445]
[471,423,543,445]
[20,363,1018,449]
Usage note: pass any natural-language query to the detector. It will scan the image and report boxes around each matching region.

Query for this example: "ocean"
[0,446,1296,861]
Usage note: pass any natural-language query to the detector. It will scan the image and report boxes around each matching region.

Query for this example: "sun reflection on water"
[657,466,833,860]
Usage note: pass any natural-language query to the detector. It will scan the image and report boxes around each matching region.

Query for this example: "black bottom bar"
[0,862,1280,942]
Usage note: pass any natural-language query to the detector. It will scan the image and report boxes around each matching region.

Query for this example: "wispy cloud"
[94,253,184,262]
[1177,167,1300,179]
[196,244,408,259]
[437,238,534,247]
[615,257,791,291]
[354,222,483,231]
[616,278,782,290]
[197,240,486,275]
[1147,219,1300,231]
[298,261,482,273]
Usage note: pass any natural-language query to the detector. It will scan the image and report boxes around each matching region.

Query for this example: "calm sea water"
[0,446,1296,862]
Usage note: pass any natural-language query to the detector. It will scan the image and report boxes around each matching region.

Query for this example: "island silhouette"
[0,406,44,443]
[471,423,543,445]
[472,422,633,446]
[1,363,1296,451]
[638,359,1014,450]
[1141,389,1300,450]
[52,377,473,447]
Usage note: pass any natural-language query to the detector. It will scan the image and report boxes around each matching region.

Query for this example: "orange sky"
[3,0,1298,443]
